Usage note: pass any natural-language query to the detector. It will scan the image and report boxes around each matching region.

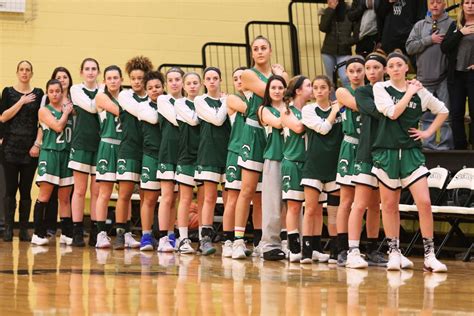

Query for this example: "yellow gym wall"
[0,0,290,88]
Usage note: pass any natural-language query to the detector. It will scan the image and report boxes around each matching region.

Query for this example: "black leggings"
[3,159,38,201]
[449,70,474,149]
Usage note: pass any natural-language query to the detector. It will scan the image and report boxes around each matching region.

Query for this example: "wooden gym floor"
[0,238,472,315]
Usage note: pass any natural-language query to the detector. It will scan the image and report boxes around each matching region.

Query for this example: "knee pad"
[327,194,340,206]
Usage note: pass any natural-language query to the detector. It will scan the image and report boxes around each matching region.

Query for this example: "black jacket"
[441,21,466,84]
[319,3,360,56]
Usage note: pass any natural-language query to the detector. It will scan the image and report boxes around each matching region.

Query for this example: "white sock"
[288,229,299,235]
[179,227,188,240]
[348,240,360,249]
[198,226,202,241]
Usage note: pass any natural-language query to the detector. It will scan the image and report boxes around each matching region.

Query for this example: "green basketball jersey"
[197,96,231,167]
[158,97,180,164]
[141,101,161,157]
[244,68,269,121]
[373,85,423,150]
[228,94,247,154]
[177,99,200,165]
[41,105,73,152]
[283,106,305,163]
[263,105,284,161]
[303,104,343,180]
[99,96,122,140]
[71,87,100,151]
[340,86,361,138]
[118,93,146,160]
[355,85,384,163]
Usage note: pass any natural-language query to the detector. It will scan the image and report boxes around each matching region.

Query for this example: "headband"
[387,52,408,63]
[365,54,387,67]
[346,56,365,68]
[203,66,221,78]
[294,75,307,90]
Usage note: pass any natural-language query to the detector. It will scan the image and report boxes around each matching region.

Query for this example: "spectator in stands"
[406,0,454,150]
[348,0,379,57]
[375,0,427,54]
[320,0,360,87]
[0,60,44,242]
[441,0,474,150]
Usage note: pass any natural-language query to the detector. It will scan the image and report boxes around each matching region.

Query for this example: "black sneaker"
[329,245,338,264]
[337,250,347,267]
[88,227,97,247]
[366,250,388,267]
[113,232,125,250]
[263,249,286,261]
[72,231,85,247]
[19,228,31,242]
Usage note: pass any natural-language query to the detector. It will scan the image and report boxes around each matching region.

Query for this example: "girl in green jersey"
[233,36,288,259]
[373,50,448,272]
[94,66,123,248]
[32,80,73,245]
[334,56,365,265]
[69,58,101,247]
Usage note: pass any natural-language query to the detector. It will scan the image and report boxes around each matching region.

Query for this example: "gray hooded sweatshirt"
[406,12,453,85]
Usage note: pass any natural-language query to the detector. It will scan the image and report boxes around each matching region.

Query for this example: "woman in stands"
[372,50,448,272]
[0,60,44,242]
[333,56,365,265]
[175,72,202,254]
[155,67,183,252]
[280,75,312,262]
[257,75,287,261]
[94,65,123,248]
[232,36,288,259]
[68,58,101,247]
[115,56,153,250]
[300,75,342,264]
[194,67,230,256]
[32,79,73,245]
[139,71,165,251]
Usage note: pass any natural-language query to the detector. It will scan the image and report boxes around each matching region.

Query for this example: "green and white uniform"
[336,86,361,186]
[225,94,247,190]
[301,103,343,193]
[238,68,268,172]
[37,105,74,186]
[372,81,448,189]
[194,94,231,183]
[353,84,384,188]
[156,95,180,183]
[281,106,305,201]
[175,97,200,187]
[69,84,100,174]
[116,89,147,183]
[96,95,122,182]
[140,100,161,191]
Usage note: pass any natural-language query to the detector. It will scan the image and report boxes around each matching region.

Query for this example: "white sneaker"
[95,249,109,265]
[222,240,233,258]
[31,246,49,255]
[400,254,414,269]
[232,239,247,259]
[346,269,368,288]
[124,232,140,249]
[281,240,289,259]
[252,243,263,257]
[31,234,49,246]
[95,231,111,249]
[423,254,447,273]
[346,249,369,269]
[59,234,73,246]
[312,250,330,263]
[177,238,195,254]
[387,250,402,271]
[158,236,174,253]
[300,257,312,264]
[289,252,302,263]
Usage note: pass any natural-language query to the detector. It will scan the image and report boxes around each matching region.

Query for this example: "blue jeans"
[322,54,350,88]
[421,80,454,150]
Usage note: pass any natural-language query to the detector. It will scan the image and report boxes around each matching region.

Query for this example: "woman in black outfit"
[0,60,44,241]
[441,0,474,149]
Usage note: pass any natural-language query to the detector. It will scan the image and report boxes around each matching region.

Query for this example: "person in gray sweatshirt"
[406,0,454,150]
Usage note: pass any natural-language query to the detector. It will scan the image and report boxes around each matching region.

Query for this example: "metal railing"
[245,21,300,77]
[201,42,248,93]
[289,0,326,79]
